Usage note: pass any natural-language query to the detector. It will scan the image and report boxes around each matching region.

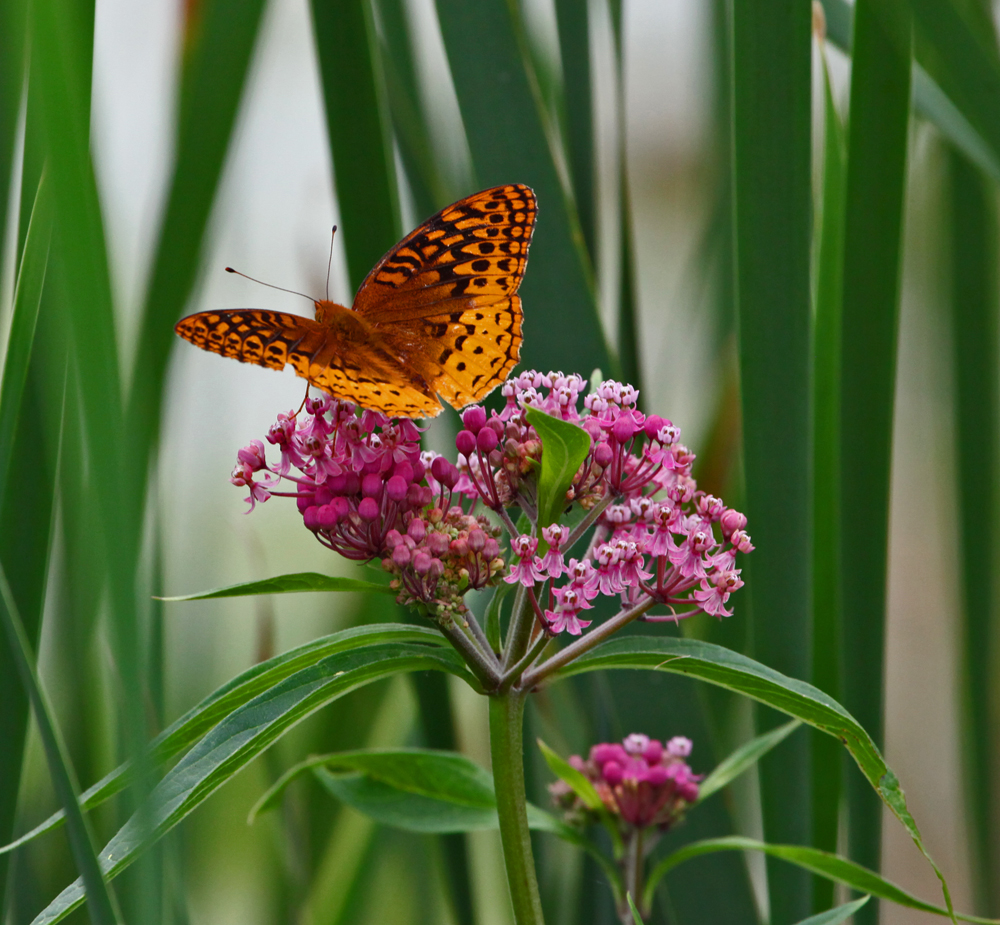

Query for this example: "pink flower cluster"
[458,373,752,633]
[554,734,700,830]
[230,397,506,620]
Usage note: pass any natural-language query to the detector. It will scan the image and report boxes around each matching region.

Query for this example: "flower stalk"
[489,691,544,925]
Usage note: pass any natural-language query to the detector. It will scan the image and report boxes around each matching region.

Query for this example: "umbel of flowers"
[232,371,752,688]
[550,733,701,924]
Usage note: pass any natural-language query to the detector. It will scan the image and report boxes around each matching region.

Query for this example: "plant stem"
[488,690,545,925]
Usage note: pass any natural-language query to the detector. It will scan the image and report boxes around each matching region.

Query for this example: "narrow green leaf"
[525,408,591,531]
[0,0,27,285]
[0,564,120,925]
[812,53,847,912]
[251,748,496,825]
[159,572,395,601]
[947,146,1000,914]
[0,624,446,856]
[551,634,954,915]
[536,738,603,811]
[626,892,643,925]
[731,0,813,917]
[0,172,50,499]
[698,720,802,803]
[553,0,595,259]
[435,0,613,378]
[645,837,985,923]
[126,0,268,489]
[838,0,911,907]
[309,0,400,291]
[793,896,871,925]
[30,643,471,925]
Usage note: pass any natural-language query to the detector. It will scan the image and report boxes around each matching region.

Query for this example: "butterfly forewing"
[174,184,535,417]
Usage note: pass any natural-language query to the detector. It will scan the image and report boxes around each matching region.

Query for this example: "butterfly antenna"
[225,267,317,304]
[325,225,337,301]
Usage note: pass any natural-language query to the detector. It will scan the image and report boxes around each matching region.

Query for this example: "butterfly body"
[175,184,536,418]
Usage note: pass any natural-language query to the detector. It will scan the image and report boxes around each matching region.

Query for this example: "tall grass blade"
[434,0,613,378]
[0,0,27,284]
[731,1,814,919]
[310,0,401,291]
[126,0,267,481]
[947,148,999,914]
[838,3,911,916]
[0,563,121,925]
[554,0,595,260]
[811,55,846,913]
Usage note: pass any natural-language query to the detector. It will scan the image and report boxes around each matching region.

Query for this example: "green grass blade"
[159,572,395,601]
[29,643,470,925]
[731,1,813,919]
[553,0,595,260]
[947,148,999,914]
[435,0,613,379]
[811,55,847,912]
[698,720,802,803]
[0,563,120,925]
[793,896,871,925]
[838,0,911,906]
[0,0,27,284]
[125,0,267,488]
[309,0,401,291]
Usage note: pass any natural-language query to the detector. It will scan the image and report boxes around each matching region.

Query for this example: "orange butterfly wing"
[353,184,535,407]
[173,309,443,417]
[174,184,535,417]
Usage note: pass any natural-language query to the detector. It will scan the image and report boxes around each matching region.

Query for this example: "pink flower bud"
[468,529,487,553]
[456,430,477,456]
[392,544,411,567]
[386,475,408,502]
[431,456,459,488]
[483,538,500,560]
[385,529,403,549]
[719,508,747,538]
[393,461,414,483]
[428,558,445,579]
[358,497,380,521]
[462,405,487,433]
[612,414,636,444]
[642,739,664,763]
[425,532,450,556]
[643,415,665,440]
[361,473,383,499]
[412,550,432,575]
[407,518,427,542]
[331,497,350,519]
[593,441,614,468]
[342,473,360,495]
[645,764,669,786]
[591,743,628,766]
[302,507,320,531]
[602,761,623,785]
[317,504,339,530]
[477,427,499,453]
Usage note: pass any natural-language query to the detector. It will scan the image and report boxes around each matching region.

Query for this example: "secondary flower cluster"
[552,734,700,831]
[229,370,751,638]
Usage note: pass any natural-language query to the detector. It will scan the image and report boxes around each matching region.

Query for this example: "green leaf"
[525,408,591,531]
[626,892,643,925]
[536,739,602,811]
[730,0,813,918]
[697,720,802,803]
[644,837,988,923]
[792,896,871,925]
[549,634,953,914]
[30,641,471,925]
[838,0,912,908]
[0,565,120,925]
[0,624,446,856]
[158,572,395,601]
[309,0,400,291]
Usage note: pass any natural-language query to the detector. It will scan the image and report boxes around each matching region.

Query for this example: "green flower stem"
[488,690,545,925]
[520,594,657,689]
[621,828,645,925]
[500,627,551,692]
[439,619,499,689]
[563,490,614,552]
[502,581,535,670]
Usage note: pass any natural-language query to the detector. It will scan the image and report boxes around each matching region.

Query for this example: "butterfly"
[175,184,536,418]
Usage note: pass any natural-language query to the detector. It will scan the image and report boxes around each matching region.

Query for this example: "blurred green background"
[0,0,997,922]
